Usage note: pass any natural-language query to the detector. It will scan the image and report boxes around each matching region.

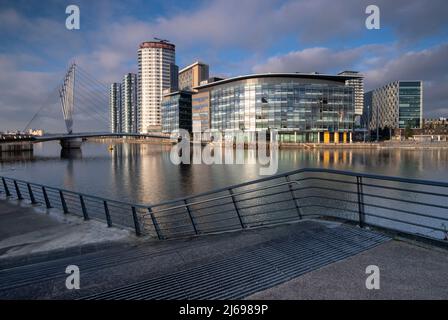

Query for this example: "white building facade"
[137,41,176,133]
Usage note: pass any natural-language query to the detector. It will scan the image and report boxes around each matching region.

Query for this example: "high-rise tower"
[109,83,121,133]
[121,73,138,133]
[137,40,176,133]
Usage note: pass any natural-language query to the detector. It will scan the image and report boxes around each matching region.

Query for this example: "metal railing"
[0,176,147,236]
[1,168,448,242]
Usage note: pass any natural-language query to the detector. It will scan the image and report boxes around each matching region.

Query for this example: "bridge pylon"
[59,63,76,135]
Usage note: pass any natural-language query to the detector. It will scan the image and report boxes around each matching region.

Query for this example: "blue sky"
[0,0,447,131]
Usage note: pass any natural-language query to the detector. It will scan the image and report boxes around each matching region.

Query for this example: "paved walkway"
[0,199,132,266]
[248,239,448,299]
[1,205,447,299]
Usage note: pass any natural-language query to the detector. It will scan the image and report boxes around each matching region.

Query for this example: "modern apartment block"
[138,41,176,133]
[178,61,209,91]
[364,81,423,131]
[109,83,121,133]
[121,73,138,133]
[161,91,193,133]
[338,71,364,119]
[191,73,358,143]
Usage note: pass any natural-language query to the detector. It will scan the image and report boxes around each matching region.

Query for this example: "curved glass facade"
[205,77,354,142]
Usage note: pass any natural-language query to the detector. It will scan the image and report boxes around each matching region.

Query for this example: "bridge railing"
[1,168,448,243]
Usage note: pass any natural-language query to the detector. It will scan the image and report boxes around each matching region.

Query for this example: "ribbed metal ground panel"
[84,225,390,300]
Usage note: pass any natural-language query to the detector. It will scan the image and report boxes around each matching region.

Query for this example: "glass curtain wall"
[210,80,353,142]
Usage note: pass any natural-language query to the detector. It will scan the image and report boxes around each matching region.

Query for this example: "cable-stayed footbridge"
[23,63,170,149]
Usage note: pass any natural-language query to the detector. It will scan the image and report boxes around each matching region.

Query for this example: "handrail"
[1,168,447,241]
[145,168,448,209]
[150,181,300,215]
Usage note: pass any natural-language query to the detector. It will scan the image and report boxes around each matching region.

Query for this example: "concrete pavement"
[0,199,132,266]
[1,199,447,299]
[248,239,448,300]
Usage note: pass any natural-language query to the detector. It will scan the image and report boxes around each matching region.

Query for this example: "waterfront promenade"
[0,199,132,267]
[0,200,447,299]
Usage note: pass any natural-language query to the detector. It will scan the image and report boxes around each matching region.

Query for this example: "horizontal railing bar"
[236,198,299,211]
[150,181,301,215]
[239,206,298,219]
[291,185,448,211]
[292,177,448,198]
[362,192,448,210]
[192,207,240,219]
[362,202,448,222]
[293,194,448,221]
[231,189,293,204]
[363,211,447,232]
[361,182,448,198]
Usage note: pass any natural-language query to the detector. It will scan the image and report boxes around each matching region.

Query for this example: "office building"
[121,73,138,133]
[338,71,364,117]
[109,83,121,133]
[178,61,209,91]
[364,81,423,131]
[161,91,193,133]
[138,40,176,133]
[192,90,211,132]
[192,73,358,143]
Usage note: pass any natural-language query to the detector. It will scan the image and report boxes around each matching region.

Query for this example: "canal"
[0,140,447,206]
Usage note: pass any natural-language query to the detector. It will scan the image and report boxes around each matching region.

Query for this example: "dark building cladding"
[161,91,193,133]
[170,63,179,91]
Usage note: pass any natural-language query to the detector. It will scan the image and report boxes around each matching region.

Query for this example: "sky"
[0,0,447,131]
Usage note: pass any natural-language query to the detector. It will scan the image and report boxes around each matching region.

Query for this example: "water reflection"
[0,140,447,204]
[60,149,82,159]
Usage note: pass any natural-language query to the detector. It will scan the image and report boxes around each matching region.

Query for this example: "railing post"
[27,183,36,204]
[60,191,68,213]
[103,201,112,227]
[229,188,245,229]
[148,207,162,240]
[286,175,302,219]
[131,206,141,236]
[13,180,23,200]
[356,176,365,228]
[79,195,89,220]
[2,177,11,197]
[184,199,198,235]
[42,186,51,208]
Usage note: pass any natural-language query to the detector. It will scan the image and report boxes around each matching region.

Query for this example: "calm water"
[0,140,447,205]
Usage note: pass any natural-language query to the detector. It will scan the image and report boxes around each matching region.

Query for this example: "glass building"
[161,91,193,133]
[364,80,423,132]
[193,74,358,143]
[399,81,422,128]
